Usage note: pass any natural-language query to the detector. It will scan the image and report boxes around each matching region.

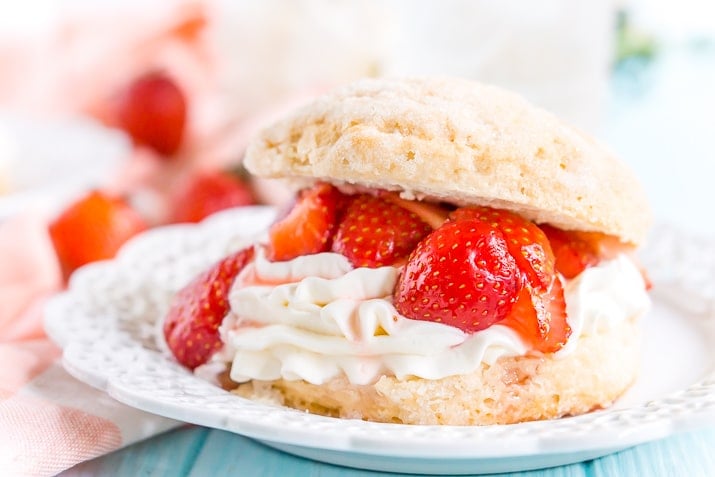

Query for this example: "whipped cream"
[213,249,649,386]
[559,254,651,355]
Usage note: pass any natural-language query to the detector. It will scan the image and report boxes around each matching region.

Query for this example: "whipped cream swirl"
[559,254,651,355]
[216,248,649,386]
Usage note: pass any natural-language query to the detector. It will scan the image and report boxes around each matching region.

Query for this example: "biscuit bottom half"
[230,319,640,425]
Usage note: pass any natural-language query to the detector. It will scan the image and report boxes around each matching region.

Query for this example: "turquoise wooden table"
[59,426,715,476]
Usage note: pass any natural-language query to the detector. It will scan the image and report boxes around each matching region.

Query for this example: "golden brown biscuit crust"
[245,77,651,244]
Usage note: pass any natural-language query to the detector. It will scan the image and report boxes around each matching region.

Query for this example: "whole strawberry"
[331,194,432,267]
[394,219,521,332]
[164,246,254,369]
[114,71,187,157]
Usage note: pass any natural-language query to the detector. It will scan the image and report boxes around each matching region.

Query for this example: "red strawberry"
[164,246,254,369]
[49,190,148,278]
[501,276,570,353]
[171,171,255,223]
[540,224,634,279]
[450,207,555,291]
[394,219,521,332]
[331,194,433,267]
[114,71,187,157]
[266,183,345,262]
[397,206,571,351]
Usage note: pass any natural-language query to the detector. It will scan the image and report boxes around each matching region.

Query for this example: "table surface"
[60,426,715,477]
[59,38,715,477]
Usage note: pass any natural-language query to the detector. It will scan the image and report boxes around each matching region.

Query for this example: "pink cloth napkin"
[0,214,179,477]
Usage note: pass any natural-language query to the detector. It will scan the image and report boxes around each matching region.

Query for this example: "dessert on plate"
[162,77,651,425]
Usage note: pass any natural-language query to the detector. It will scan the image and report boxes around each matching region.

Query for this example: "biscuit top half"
[245,77,651,245]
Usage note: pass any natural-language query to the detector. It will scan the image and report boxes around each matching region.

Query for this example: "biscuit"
[245,77,651,244]
[234,318,640,425]
[237,77,649,425]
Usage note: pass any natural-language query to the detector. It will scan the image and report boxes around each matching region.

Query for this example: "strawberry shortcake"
[162,77,652,425]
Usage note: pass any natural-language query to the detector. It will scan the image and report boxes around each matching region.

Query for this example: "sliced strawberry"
[164,246,254,369]
[266,183,345,262]
[331,194,433,267]
[397,206,571,352]
[540,224,631,279]
[450,207,555,291]
[449,208,569,350]
[394,219,520,332]
[170,171,255,223]
[500,276,571,353]
[49,190,148,278]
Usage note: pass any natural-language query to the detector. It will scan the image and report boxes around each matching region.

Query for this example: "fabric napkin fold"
[0,213,180,477]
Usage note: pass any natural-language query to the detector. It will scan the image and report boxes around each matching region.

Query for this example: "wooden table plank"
[59,426,715,476]
[590,428,715,477]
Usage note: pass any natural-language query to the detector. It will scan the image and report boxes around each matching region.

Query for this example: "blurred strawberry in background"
[48,190,148,278]
[46,166,256,278]
[113,71,187,157]
[170,170,254,223]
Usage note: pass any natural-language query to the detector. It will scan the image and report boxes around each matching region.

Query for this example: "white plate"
[44,206,715,475]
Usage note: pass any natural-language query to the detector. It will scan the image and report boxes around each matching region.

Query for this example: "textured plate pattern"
[44,208,715,474]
